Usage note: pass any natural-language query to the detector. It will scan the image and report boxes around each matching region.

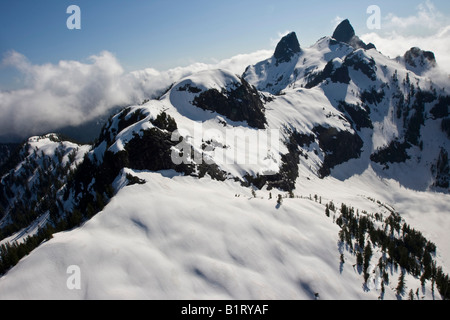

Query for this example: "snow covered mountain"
[0,20,449,300]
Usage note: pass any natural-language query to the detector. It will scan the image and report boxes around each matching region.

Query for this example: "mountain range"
[0,19,449,300]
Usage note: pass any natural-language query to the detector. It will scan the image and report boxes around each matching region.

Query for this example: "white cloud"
[361,0,450,74]
[384,0,445,35]
[0,51,130,139]
[0,49,271,140]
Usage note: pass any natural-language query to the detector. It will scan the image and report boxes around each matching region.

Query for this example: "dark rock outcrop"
[430,96,450,119]
[370,140,411,166]
[432,148,450,189]
[332,19,355,44]
[343,52,377,81]
[305,60,350,88]
[338,102,373,131]
[244,130,315,192]
[274,32,301,65]
[332,19,376,50]
[313,126,364,178]
[125,128,178,172]
[193,78,267,129]
[404,47,436,70]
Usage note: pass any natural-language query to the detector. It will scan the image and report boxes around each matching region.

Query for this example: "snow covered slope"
[244,20,450,192]
[0,134,89,244]
[0,20,449,300]
[0,169,447,300]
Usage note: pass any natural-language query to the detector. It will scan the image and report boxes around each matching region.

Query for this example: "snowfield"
[0,168,447,300]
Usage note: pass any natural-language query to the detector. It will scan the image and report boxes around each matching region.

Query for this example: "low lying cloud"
[0,51,130,139]
[127,49,271,101]
[361,0,450,75]
[0,49,271,140]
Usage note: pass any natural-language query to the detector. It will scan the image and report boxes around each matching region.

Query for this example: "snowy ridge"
[0,134,89,241]
[0,169,448,300]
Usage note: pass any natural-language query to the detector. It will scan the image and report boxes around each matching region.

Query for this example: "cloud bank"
[361,0,450,75]
[0,49,271,141]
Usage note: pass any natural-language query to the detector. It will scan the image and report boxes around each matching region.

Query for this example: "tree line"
[333,201,449,299]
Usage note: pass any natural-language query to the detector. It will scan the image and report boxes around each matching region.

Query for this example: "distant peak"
[332,19,355,43]
[404,47,436,71]
[405,47,436,63]
[274,32,301,64]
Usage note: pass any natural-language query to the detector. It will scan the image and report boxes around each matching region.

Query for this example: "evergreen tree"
[363,242,373,283]
[356,251,363,268]
[397,271,406,297]
[339,229,345,243]
[431,278,435,298]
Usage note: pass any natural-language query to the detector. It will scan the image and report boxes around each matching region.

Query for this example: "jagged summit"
[274,32,301,64]
[404,47,437,73]
[332,19,376,50]
[332,19,355,43]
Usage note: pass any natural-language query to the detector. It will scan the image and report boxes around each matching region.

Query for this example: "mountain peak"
[332,19,355,43]
[332,19,376,50]
[404,47,437,72]
[274,32,301,64]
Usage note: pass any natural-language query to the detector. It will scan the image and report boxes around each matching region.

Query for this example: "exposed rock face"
[243,130,315,192]
[343,51,377,81]
[192,78,267,129]
[404,47,437,70]
[125,128,178,172]
[313,126,364,178]
[332,19,376,50]
[338,102,373,131]
[306,50,378,89]
[274,32,301,65]
[305,60,350,89]
[430,96,450,119]
[332,19,355,44]
[432,148,450,189]
[370,140,411,167]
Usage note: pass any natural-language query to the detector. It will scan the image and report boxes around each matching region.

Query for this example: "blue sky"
[2,0,449,73]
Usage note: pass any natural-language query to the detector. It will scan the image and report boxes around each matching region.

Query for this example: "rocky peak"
[274,32,301,64]
[404,47,436,71]
[332,19,355,43]
[332,19,376,50]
